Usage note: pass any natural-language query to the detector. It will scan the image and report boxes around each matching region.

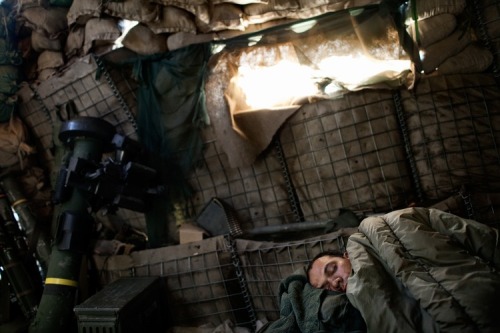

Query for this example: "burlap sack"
[245,1,304,24]
[420,29,472,74]
[37,68,57,81]
[18,0,50,9]
[83,18,122,54]
[103,0,160,23]
[64,25,85,58]
[31,30,63,52]
[244,0,356,24]
[150,0,209,24]
[122,24,168,55]
[21,6,69,38]
[405,0,466,23]
[195,3,244,33]
[211,0,265,3]
[482,1,500,39]
[67,0,102,26]
[438,43,494,74]
[0,116,35,169]
[37,50,64,71]
[407,13,456,48]
[146,6,197,34]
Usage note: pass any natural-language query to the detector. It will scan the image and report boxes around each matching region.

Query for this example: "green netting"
[0,4,22,122]
[123,43,212,246]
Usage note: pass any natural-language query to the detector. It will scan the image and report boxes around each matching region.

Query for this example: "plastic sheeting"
[206,5,412,167]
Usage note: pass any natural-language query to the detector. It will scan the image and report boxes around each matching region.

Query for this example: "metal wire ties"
[274,136,305,223]
[224,235,257,330]
[393,90,424,203]
[91,53,138,131]
[469,0,500,80]
[458,186,476,220]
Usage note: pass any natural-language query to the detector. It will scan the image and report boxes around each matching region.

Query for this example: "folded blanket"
[258,268,365,333]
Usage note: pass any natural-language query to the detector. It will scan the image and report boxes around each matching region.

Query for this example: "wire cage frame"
[92,229,356,329]
[187,72,500,234]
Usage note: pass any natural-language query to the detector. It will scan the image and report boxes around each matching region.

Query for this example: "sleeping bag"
[346,207,500,333]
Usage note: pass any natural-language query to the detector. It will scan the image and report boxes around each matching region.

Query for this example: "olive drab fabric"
[347,207,500,333]
[0,116,35,169]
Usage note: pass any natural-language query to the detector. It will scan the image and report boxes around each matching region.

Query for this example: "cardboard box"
[179,223,208,244]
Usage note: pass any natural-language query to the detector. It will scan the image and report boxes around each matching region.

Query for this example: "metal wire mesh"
[188,73,500,234]
[278,90,414,221]
[10,4,500,329]
[472,0,500,77]
[236,230,353,322]
[187,124,296,233]
[400,73,500,201]
[94,235,255,328]
[93,229,355,328]
[17,54,145,231]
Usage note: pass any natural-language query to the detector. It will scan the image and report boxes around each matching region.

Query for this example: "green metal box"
[74,276,167,333]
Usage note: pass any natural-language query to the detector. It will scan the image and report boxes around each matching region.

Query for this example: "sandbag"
[122,24,168,55]
[37,68,57,81]
[67,0,102,26]
[212,0,266,3]
[146,5,197,34]
[150,0,209,24]
[420,29,471,74]
[405,0,466,23]
[37,50,64,71]
[31,30,63,52]
[438,43,494,74]
[83,17,122,54]
[481,2,500,39]
[0,116,35,169]
[408,13,456,48]
[195,3,244,33]
[244,1,304,24]
[17,0,50,9]
[21,6,69,38]
[64,25,85,58]
[103,0,159,23]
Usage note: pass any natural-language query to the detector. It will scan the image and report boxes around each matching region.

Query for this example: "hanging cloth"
[131,43,212,247]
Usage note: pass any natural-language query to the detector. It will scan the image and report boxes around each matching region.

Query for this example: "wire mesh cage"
[400,73,500,201]
[16,54,145,231]
[93,229,356,330]
[236,229,355,323]
[186,124,295,234]
[278,89,414,220]
[94,236,253,328]
[187,72,500,233]
[7,1,500,331]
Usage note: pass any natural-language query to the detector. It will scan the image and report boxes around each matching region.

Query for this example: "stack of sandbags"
[0,115,35,171]
[67,0,156,57]
[406,0,493,74]
[478,0,500,42]
[0,2,22,122]
[17,2,69,81]
[15,0,397,70]
[17,0,158,77]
